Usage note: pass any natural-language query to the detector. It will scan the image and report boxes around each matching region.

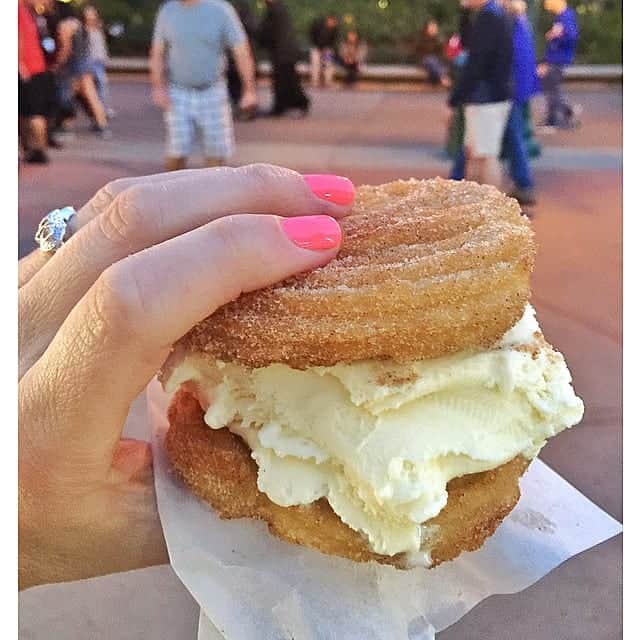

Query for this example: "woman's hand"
[19,165,355,590]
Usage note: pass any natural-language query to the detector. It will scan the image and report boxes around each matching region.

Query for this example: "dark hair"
[56,1,79,20]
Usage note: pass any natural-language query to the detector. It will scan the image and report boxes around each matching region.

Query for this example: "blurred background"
[85,0,622,63]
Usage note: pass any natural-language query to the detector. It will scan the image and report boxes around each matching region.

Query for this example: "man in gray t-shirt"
[150,0,257,170]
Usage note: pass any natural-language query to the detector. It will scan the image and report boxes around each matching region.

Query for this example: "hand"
[19,165,355,589]
[19,65,31,82]
[545,23,564,40]
[152,86,170,111]
[238,89,258,111]
[537,63,549,78]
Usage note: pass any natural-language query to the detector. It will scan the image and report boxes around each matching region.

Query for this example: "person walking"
[150,0,257,171]
[19,0,55,163]
[337,30,367,87]
[83,5,113,119]
[309,14,339,88]
[538,0,580,130]
[258,0,310,117]
[55,1,110,137]
[502,0,538,205]
[448,0,513,187]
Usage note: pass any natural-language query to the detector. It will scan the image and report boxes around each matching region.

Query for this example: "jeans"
[423,55,445,85]
[502,103,534,189]
[450,146,466,181]
[542,64,573,127]
[90,60,110,111]
[450,103,534,189]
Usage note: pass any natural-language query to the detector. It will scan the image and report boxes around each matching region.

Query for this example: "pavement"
[19,78,622,639]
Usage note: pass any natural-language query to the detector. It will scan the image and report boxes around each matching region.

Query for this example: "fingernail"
[281,215,342,251]
[304,174,355,206]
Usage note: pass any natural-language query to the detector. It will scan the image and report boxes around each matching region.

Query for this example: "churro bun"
[166,390,530,568]
[179,178,535,368]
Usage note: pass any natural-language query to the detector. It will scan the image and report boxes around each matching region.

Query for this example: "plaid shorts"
[165,84,234,160]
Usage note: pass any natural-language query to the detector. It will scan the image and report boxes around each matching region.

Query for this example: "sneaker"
[508,187,537,206]
[537,125,558,135]
[24,149,49,164]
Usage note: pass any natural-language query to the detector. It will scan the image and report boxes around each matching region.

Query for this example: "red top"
[18,3,46,76]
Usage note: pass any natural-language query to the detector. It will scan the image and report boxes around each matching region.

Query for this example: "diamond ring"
[34,206,77,253]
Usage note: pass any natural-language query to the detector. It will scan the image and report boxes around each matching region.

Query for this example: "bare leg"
[465,153,483,184]
[484,156,503,189]
[76,75,108,128]
[29,116,48,151]
[323,59,335,88]
[166,157,187,171]
[310,48,321,87]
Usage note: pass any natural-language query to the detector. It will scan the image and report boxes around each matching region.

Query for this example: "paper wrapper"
[147,380,621,640]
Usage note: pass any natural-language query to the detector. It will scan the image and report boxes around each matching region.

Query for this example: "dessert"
[162,178,584,568]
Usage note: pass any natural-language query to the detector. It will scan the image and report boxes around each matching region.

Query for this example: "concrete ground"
[19,78,622,639]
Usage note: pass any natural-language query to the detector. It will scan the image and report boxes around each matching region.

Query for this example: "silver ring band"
[34,206,77,253]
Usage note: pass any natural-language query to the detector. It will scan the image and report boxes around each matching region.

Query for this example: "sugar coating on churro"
[178,178,535,368]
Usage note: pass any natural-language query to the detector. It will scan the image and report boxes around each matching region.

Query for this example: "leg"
[29,116,48,151]
[323,53,335,87]
[77,74,108,128]
[555,69,575,125]
[291,64,310,110]
[226,55,242,106]
[164,87,193,169]
[482,156,503,188]
[543,65,563,126]
[271,64,286,114]
[465,155,483,184]
[94,62,111,113]
[274,64,308,113]
[310,48,321,87]
[504,104,534,190]
[449,146,466,180]
[200,86,235,166]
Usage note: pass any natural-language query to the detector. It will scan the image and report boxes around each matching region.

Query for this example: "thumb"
[26,213,342,466]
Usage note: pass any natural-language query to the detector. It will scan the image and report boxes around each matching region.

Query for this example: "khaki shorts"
[464,101,511,157]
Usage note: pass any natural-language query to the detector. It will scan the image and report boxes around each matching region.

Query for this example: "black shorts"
[19,71,55,118]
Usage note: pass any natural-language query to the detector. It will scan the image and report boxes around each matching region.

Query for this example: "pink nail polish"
[304,174,355,206]
[281,215,342,251]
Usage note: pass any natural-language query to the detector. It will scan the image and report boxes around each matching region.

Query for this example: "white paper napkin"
[147,381,621,640]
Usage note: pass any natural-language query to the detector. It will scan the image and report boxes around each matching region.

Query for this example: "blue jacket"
[449,0,513,107]
[545,8,579,66]
[512,15,538,104]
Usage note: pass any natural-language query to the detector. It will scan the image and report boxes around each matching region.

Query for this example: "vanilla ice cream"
[164,306,584,558]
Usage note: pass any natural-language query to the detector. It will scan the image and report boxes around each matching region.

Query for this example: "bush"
[91,0,621,64]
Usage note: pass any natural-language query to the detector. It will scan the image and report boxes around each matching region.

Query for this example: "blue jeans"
[542,64,572,127]
[90,60,110,111]
[450,146,465,181]
[450,103,534,190]
[502,103,534,189]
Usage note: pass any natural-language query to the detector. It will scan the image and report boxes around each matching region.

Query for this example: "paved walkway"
[19,78,621,640]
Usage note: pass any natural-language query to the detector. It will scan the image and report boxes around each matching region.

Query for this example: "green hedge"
[91,0,621,64]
